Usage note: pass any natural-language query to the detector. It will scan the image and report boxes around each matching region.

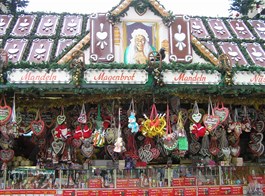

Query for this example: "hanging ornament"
[114,107,126,153]
[203,97,220,133]
[0,95,12,125]
[213,101,229,124]
[30,109,45,137]
[141,103,166,138]
[93,104,105,147]
[128,98,139,133]
[162,103,178,151]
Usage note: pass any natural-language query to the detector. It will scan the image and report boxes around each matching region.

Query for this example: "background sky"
[24,0,231,17]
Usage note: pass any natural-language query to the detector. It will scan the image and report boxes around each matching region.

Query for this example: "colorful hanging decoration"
[176,111,189,152]
[114,107,126,153]
[213,101,229,124]
[54,106,71,141]
[74,104,92,140]
[93,104,105,147]
[163,103,178,151]
[189,101,206,138]
[203,97,220,133]
[127,98,139,133]
[141,103,166,138]
[30,109,45,137]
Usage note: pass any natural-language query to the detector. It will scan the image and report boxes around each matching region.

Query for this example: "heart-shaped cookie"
[213,106,229,124]
[191,113,202,123]
[203,114,220,132]
[81,144,94,158]
[52,140,65,155]
[0,149,14,162]
[0,105,12,125]
[72,138,82,148]
[31,120,45,136]
[57,115,66,125]
[189,141,201,154]
[250,133,263,143]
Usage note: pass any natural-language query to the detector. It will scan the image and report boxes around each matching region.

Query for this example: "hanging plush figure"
[74,124,92,140]
[114,137,125,153]
[128,112,139,133]
[54,124,71,140]
[190,123,207,138]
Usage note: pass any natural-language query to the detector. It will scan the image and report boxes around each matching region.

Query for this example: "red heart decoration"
[203,114,220,132]
[30,120,45,136]
[209,146,220,156]
[0,149,14,162]
[0,105,12,125]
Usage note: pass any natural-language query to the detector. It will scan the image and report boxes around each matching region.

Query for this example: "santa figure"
[74,124,92,140]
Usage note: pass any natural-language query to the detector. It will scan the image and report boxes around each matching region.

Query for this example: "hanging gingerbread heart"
[52,140,65,155]
[213,102,229,124]
[78,104,87,124]
[72,138,82,148]
[0,149,14,162]
[203,114,220,132]
[189,101,203,123]
[105,127,116,144]
[189,141,201,154]
[57,115,66,125]
[31,120,45,137]
[138,144,153,163]
[106,145,119,161]
[0,96,12,125]
[230,145,240,157]
[250,132,263,143]
[81,144,94,158]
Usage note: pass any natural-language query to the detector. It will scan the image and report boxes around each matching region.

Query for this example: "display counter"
[0,164,264,195]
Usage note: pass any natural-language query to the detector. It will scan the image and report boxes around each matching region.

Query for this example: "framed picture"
[123,21,158,64]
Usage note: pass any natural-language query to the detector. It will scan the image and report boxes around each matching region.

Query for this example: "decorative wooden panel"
[190,18,210,39]
[169,15,192,63]
[248,20,265,40]
[27,39,54,63]
[90,13,114,63]
[60,15,82,37]
[218,42,248,65]
[11,15,36,37]
[4,39,28,63]
[0,15,13,36]
[36,15,59,36]
[207,18,232,40]
[242,42,265,67]
[228,19,254,40]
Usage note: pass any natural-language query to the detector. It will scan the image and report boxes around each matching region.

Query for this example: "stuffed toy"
[128,112,139,133]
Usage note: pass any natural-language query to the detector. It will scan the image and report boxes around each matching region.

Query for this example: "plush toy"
[128,112,139,133]
[190,123,207,138]
[114,137,125,152]
[74,124,92,140]
[54,124,71,140]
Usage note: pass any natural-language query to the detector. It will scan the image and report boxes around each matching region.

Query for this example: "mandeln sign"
[162,70,221,85]
[7,69,72,84]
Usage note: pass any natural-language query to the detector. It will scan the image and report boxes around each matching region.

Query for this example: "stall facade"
[0,0,265,195]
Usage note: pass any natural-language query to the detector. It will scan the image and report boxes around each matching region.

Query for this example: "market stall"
[0,0,265,195]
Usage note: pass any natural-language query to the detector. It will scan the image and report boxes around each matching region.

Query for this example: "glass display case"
[0,164,264,195]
